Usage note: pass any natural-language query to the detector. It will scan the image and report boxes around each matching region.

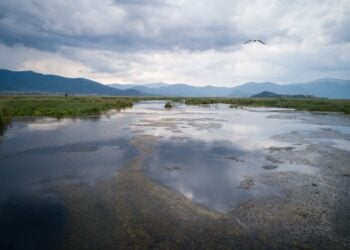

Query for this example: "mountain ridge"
[1,69,350,99]
[0,69,144,96]
[110,79,350,99]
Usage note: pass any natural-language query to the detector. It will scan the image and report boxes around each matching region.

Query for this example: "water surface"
[1,101,350,248]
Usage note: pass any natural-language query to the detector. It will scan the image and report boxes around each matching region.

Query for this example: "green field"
[1,95,350,130]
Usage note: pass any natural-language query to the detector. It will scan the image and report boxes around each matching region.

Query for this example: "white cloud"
[0,44,89,77]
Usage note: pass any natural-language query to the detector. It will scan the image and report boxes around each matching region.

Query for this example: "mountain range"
[0,69,143,96]
[111,78,350,99]
[1,69,350,99]
[228,79,350,99]
[110,83,232,97]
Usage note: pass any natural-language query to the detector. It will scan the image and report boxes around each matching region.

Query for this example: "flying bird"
[244,40,265,45]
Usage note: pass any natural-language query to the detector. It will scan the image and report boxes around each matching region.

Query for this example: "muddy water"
[0,101,350,249]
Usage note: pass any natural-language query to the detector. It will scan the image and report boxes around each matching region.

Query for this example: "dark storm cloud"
[1,0,349,53]
[0,0,245,52]
[0,0,349,85]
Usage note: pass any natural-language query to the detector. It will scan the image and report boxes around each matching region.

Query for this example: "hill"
[251,91,317,99]
[228,79,350,99]
[0,69,143,96]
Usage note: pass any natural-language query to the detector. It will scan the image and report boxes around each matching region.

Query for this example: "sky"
[0,0,350,86]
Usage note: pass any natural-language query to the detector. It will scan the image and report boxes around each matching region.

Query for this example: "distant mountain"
[228,79,350,99]
[290,78,350,99]
[110,83,170,89]
[251,91,317,99]
[2,69,349,98]
[228,82,308,97]
[110,79,350,99]
[0,69,143,96]
[110,83,233,97]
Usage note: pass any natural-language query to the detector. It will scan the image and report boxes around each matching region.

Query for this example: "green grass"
[184,97,350,114]
[0,95,133,128]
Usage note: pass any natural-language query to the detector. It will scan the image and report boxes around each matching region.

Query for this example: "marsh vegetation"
[0,95,133,126]
[184,97,350,114]
[1,95,349,134]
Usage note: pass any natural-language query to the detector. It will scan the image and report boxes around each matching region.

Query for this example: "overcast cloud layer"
[0,0,349,86]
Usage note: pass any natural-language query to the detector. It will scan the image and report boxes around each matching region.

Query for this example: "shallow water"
[126,102,349,211]
[0,101,350,249]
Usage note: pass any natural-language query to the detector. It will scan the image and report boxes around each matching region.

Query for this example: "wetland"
[0,100,350,249]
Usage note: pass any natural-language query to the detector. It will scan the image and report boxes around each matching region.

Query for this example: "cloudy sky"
[0,0,349,86]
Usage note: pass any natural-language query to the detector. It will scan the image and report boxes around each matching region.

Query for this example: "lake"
[0,101,349,249]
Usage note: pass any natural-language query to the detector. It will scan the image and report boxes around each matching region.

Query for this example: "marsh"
[0,101,349,249]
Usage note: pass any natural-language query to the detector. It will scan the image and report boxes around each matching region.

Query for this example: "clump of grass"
[0,110,5,129]
[165,101,174,109]
[0,107,12,134]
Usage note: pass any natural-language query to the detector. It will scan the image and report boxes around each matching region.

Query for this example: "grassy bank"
[184,97,350,114]
[0,95,133,128]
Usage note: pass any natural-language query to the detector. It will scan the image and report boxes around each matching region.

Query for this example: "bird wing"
[244,40,252,44]
[257,40,265,44]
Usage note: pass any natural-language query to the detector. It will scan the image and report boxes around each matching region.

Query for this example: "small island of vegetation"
[165,101,174,108]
